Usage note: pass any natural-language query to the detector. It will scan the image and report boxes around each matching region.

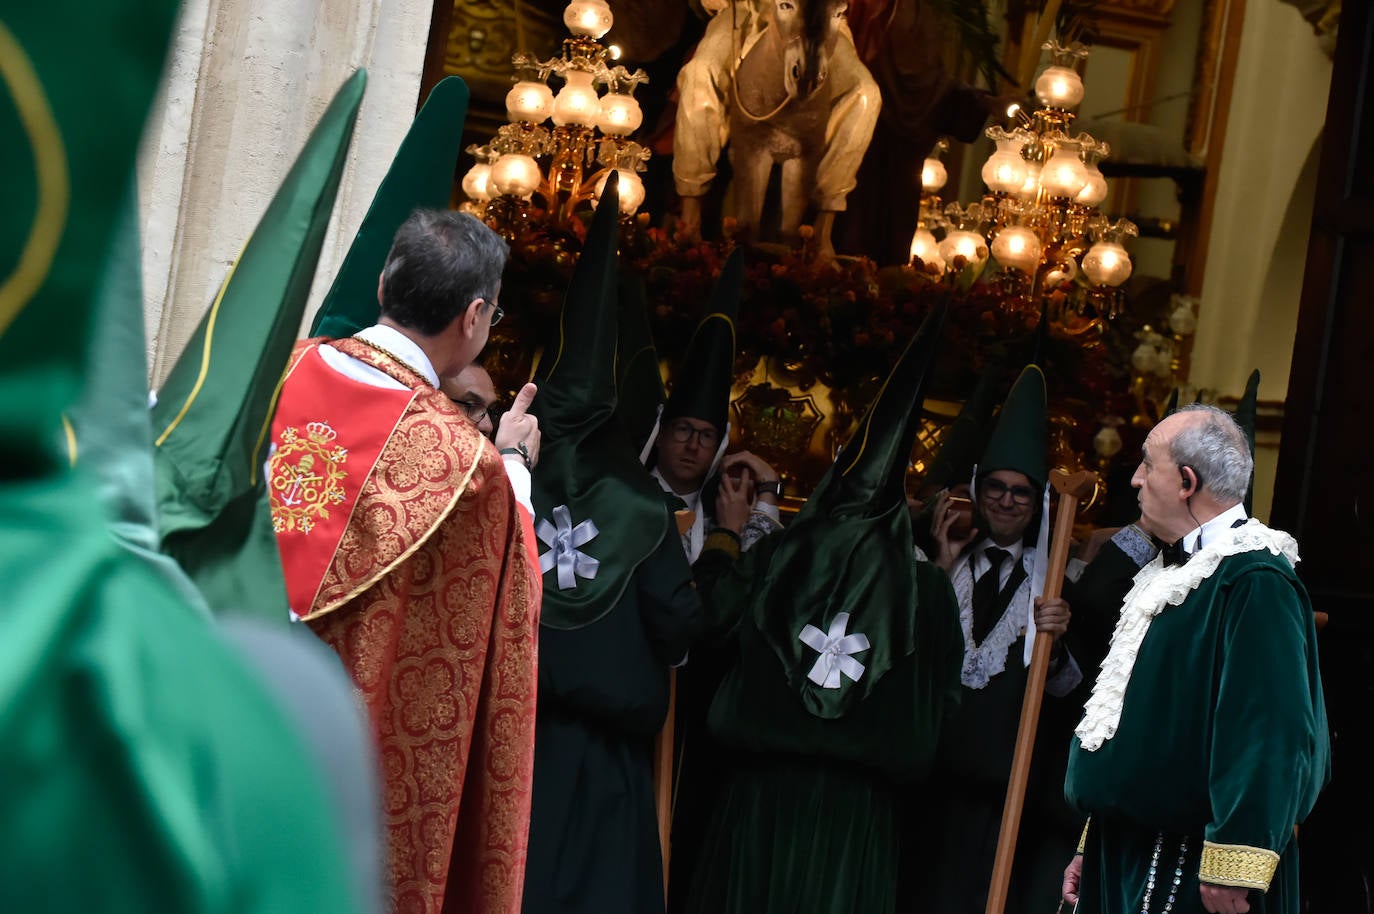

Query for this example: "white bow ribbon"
[798,612,871,689]
[536,504,600,590]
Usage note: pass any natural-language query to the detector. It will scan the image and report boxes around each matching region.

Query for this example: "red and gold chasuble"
[270,338,541,914]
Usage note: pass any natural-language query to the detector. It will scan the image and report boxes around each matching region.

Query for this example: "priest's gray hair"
[1168,404,1252,504]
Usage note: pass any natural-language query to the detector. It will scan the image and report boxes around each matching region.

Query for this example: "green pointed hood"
[150,71,366,619]
[915,360,1004,498]
[661,248,742,435]
[66,187,211,614]
[979,363,1048,489]
[311,76,470,339]
[749,305,947,719]
[614,271,666,456]
[1237,368,1260,513]
[529,173,670,629]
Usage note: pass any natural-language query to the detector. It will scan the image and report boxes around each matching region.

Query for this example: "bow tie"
[1161,539,1191,567]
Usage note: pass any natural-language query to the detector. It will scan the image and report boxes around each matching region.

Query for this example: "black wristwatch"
[756,478,783,497]
[500,442,532,470]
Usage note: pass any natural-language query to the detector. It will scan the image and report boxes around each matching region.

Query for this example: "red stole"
[268,342,416,619]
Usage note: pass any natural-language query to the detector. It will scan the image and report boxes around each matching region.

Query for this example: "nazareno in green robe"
[683,532,964,914]
[1065,536,1330,914]
[522,526,703,914]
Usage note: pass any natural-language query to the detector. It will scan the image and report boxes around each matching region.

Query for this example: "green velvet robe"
[1066,548,1330,914]
[522,528,703,914]
[684,554,964,914]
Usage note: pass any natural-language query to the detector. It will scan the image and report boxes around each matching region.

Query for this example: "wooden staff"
[653,507,695,899]
[985,469,1097,914]
[653,668,677,899]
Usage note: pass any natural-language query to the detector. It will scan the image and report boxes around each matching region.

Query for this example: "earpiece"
[1179,464,1203,495]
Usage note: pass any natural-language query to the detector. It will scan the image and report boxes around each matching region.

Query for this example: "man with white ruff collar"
[1061,404,1329,914]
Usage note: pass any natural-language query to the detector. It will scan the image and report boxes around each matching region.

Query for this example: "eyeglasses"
[669,421,719,448]
[483,299,504,326]
[452,398,496,424]
[981,478,1037,506]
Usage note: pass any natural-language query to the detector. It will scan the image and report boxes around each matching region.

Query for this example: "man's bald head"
[441,363,499,438]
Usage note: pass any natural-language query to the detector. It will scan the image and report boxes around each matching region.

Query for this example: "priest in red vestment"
[269,208,543,914]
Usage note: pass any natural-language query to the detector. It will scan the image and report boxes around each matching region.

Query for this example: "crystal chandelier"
[460,0,651,236]
[910,41,1138,319]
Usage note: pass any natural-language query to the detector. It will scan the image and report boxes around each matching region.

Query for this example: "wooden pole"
[985,469,1098,914]
[653,668,678,900]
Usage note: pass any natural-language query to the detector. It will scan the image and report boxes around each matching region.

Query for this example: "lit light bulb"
[1018,163,1042,199]
[991,226,1042,273]
[921,157,948,193]
[1034,65,1085,109]
[595,168,645,213]
[1077,162,1108,207]
[563,0,613,39]
[1040,145,1088,199]
[981,140,1028,195]
[461,162,493,202]
[937,230,988,270]
[552,69,601,127]
[505,80,554,123]
[597,92,642,136]
[1082,241,1133,287]
[909,228,944,272]
[490,153,542,198]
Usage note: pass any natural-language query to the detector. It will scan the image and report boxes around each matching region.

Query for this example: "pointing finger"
[506,382,538,418]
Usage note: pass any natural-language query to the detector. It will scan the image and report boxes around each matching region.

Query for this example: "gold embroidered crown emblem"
[306,420,338,443]
[268,420,349,535]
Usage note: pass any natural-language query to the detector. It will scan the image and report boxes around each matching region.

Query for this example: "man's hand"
[1061,854,1082,906]
[1200,884,1251,914]
[495,382,540,468]
[714,471,754,534]
[721,450,780,503]
[1033,596,1071,639]
[930,489,978,573]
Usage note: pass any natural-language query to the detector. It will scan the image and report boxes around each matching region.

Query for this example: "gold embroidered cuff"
[1076,818,1091,855]
[703,530,741,560]
[1199,840,1279,890]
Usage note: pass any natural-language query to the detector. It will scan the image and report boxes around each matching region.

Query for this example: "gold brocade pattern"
[1077,817,1091,855]
[303,338,541,914]
[1199,840,1280,890]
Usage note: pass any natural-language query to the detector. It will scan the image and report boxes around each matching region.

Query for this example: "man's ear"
[376,271,385,307]
[459,297,484,337]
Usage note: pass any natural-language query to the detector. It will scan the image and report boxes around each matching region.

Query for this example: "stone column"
[138,0,436,387]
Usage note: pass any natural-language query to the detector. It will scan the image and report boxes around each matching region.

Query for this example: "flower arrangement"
[488,204,1165,485]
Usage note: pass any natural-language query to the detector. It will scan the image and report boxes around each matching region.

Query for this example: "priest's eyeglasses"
[483,299,504,326]
[669,421,719,448]
[452,399,495,424]
[981,478,1037,505]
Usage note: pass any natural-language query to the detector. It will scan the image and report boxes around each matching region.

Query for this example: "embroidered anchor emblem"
[269,421,348,534]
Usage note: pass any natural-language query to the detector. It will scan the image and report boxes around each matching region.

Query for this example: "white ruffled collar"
[1075,518,1299,750]
[953,551,1033,689]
